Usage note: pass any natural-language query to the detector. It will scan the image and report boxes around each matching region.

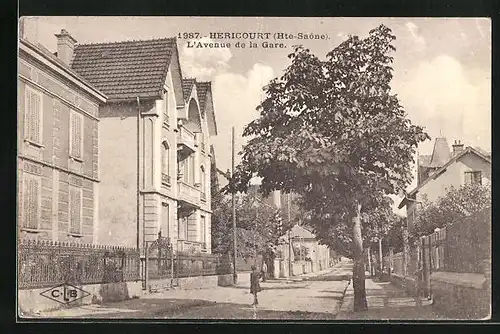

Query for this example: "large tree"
[225,25,429,311]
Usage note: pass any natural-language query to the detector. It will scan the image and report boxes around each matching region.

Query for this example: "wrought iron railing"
[18,239,141,290]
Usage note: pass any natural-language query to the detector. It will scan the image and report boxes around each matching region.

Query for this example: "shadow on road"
[163,301,339,320]
[305,274,351,282]
[72,298,216,319]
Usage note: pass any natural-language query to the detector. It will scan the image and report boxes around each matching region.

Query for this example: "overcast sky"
[22,17,491,215]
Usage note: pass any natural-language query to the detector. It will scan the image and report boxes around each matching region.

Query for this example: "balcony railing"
[162,173,171,186]
[177,126,196,152]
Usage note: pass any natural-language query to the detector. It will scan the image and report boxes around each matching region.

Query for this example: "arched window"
[200,166,206,201]
[161,141,170,185]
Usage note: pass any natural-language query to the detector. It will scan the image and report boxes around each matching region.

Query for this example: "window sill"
[24,139,44,149]
[70,156,84,163]
[20,228,41,234]
[68,233,83,238]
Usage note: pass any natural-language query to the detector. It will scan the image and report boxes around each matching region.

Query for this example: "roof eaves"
[19,38,108,102]
[401,147,490,208]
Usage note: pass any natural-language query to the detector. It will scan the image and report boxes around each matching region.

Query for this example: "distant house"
[399,137,491,233]
[279,224,331,273]
[17,31,107,243]
[70,33,218,254]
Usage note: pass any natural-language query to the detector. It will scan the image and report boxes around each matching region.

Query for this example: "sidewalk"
[336,276,445,320]
[35,262,348,319]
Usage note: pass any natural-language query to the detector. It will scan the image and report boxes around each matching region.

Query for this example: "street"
[38,261,353,320]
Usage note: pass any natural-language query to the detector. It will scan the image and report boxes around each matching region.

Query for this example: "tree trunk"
[352,203,368,312]
[367,246,372,277]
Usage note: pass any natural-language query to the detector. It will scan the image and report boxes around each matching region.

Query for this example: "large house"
[399,137,491,232]
[68,33,218,255]
[398,137,491,274]
[17,32,107,243]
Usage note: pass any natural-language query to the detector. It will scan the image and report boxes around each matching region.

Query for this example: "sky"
[21,17,491,215]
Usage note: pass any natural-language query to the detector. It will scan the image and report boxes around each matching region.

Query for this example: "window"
[178,217,188,240]
[200,215,206,249]
[69,186,82,235]
[182,155,195,185]
[22,173,41,229]
[190,155,195,184]
[464,171,482,185]
[24,86,43,145]
[70,110,83,160]
[161,142,170,185]
[200,166,206,201]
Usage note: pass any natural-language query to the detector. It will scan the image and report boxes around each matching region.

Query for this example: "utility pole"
[378,237,383,277]
[287,193,292,276]
[232,127,237,284]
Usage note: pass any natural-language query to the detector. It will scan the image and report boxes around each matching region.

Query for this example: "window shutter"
[31,92,41,143]
[25,89,41,143]
[23,175,39,229]
[25,90,32,140]
[69,187,82,234]
[71,112,82,158]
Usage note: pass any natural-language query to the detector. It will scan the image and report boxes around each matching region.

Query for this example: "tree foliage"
[226,24,428,224]
[223,24,429,311]
[410,182,491,242]
[211,169,289,257]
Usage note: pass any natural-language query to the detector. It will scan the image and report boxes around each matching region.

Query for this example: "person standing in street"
[261,261,268,282]
[250,265,262,306]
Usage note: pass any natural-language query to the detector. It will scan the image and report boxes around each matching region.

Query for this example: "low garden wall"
[431,271,490,319]
[18,280,143,316]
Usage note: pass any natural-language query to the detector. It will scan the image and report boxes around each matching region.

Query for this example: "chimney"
[452,140,464,156]
[54,29,77,66]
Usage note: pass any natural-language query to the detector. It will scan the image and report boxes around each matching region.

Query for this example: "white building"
[70,33,218,255]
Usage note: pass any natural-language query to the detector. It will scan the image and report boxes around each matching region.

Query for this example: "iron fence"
[18,239,141,290]
[425,207,490,274]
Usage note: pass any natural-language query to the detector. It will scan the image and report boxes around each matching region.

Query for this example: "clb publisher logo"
[40,283,91,305]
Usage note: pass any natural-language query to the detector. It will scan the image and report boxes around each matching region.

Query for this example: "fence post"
[144,242,149,292]
[170,244,174,288]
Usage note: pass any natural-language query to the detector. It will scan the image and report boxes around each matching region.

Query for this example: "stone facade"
[17,39,106,243]
[88,41,216,255]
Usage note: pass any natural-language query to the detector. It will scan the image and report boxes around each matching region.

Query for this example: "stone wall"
[18,281,143,316]
[431,272,490,319]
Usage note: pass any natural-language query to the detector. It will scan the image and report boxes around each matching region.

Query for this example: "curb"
[336,278,353,317]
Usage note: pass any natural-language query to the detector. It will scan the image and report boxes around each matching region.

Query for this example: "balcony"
[162,173,171,187]
[177,126,196,158]
[178,181,200,209]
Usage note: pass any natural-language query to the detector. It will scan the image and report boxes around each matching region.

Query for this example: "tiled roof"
[290,224,316,239]
[71,38,176,101]
[196,81,211,112]
[182,78,196,100]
